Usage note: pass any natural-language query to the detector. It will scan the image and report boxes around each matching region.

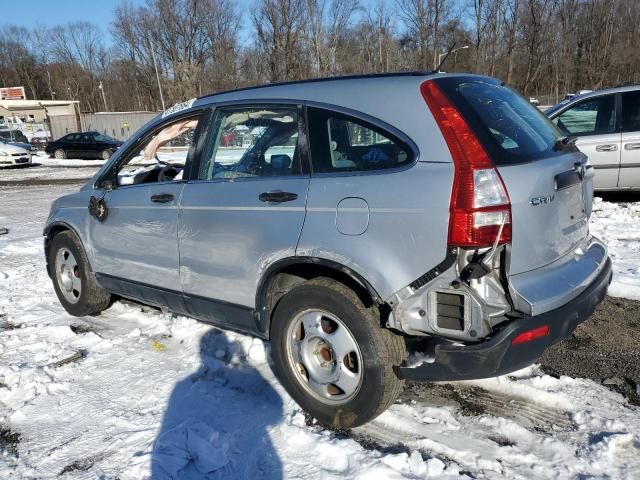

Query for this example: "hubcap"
[54,149,64,159]
[55,248,81,304]
[286,309,363,405]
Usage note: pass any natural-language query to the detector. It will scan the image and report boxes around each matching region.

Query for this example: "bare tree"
[252,0,307,82]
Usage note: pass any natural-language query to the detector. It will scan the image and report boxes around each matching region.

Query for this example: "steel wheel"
[286,308,363,405]
[55,247,81,304]
[54,149,66,159]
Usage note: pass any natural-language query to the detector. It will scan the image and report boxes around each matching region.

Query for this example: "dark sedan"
[45,131,123,160]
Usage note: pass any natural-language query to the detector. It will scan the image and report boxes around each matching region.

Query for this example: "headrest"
[270,154,291,170]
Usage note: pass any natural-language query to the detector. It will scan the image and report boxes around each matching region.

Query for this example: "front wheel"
[270,278,405,428]
[100,149,111,160]
[48,231,111,316]
[53,148,66,159]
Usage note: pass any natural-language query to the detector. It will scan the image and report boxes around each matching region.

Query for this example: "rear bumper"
[396,256,612,382]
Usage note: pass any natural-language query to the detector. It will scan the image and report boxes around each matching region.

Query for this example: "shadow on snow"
[151,329,283,479]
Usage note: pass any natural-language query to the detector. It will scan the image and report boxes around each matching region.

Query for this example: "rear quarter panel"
[298,162,453,300]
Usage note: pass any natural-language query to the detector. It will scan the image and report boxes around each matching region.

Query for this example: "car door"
[178,104,309,331]
[551,94,620,189]
[618,90,640,188]
[78,133,94,158]
[88,112,205,301]
[61,134,80,157]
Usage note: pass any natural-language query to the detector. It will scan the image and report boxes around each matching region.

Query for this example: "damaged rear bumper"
[396,256,612,382]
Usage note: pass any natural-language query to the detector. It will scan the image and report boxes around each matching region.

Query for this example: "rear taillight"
[420,80,511,248]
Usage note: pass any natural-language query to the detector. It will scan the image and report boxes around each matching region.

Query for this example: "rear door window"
[435,76,563,165]
[307,107,412,173]
[553,95,616,136]
[621,91,640,132]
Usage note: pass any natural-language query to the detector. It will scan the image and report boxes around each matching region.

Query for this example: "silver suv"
[545,85,640,190]
[45,73,611,428]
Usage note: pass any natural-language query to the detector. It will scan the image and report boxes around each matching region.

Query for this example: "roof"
[197,71,436,102]
[0,99,79,110]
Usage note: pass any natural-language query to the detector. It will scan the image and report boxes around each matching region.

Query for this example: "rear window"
[436,76,563,165]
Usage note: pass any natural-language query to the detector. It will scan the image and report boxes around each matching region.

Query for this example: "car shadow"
[596,191,640,203]
[151,329,283,479]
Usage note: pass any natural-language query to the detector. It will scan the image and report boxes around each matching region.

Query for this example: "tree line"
[1,0,638,112]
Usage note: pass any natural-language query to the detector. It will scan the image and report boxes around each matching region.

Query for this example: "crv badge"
[530,194,555,206]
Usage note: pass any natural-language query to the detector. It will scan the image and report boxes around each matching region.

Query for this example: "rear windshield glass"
[436,76,563,165]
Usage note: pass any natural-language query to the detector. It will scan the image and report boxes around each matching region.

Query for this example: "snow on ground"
[0,171,639,478]
[591,197,640,300]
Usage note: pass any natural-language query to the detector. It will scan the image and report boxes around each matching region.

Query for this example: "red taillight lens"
[420,80,511,248]
[511,325,550,345]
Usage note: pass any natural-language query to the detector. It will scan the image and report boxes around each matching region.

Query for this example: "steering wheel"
[158,163,183,182]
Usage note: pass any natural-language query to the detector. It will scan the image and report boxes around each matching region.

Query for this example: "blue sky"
[1,0,392,47]
[0,0,145,30]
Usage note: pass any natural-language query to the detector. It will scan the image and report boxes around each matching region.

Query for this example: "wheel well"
[258,261,389,338]
[44,225,76,277]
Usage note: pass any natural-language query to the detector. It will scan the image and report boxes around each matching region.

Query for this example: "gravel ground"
[539,295,640,404]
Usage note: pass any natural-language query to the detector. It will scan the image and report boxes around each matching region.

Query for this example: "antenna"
[434,43,469,73]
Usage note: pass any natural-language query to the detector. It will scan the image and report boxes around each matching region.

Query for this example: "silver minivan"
[45,73,611,428]
[545,85,640,190]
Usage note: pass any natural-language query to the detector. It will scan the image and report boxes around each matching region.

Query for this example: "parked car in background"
[528,97,540,106]
[0,142,32,166]
[0,128,31,145]
[30,130,52,150]
[45,73,610,428]
[546,85,640,190]
[0,136,38,155]
[45,131,123,160]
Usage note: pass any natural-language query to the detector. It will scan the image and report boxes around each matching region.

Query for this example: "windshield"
[436,76,564,165]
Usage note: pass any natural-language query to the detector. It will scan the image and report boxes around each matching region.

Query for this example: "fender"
[255,256,384,336]
[43,221,90,278]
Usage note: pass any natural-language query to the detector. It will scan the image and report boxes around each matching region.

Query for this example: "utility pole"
[98,81,108,112]
[149,39,166,111]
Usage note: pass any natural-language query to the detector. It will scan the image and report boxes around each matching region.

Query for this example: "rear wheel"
[271,278,405,428]
[53,148,66,159]
[48,231,111,316]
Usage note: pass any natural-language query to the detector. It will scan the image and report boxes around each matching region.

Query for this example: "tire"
[53,148,66,159]
[270,278,405,428]
[48,231,111,316]
[100,149,111,160]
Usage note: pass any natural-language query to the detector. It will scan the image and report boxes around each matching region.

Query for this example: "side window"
[114,114,201,186]
[198,106,301,180]
[64,134,78,142]
[553,95,616,136]
[622,91,640,133]
[307,108,412,173]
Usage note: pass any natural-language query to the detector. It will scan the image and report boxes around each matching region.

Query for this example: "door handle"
[624,142,640,151]
[258,190,298,203]
[150,193,174,203]
[595,144,618,152]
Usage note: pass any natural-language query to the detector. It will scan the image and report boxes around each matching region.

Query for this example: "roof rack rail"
[197,70,435,102]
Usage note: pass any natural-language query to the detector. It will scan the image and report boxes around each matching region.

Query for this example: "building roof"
[0,99,79,110]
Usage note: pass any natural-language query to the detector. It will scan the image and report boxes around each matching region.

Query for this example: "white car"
[0,142,32,166]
